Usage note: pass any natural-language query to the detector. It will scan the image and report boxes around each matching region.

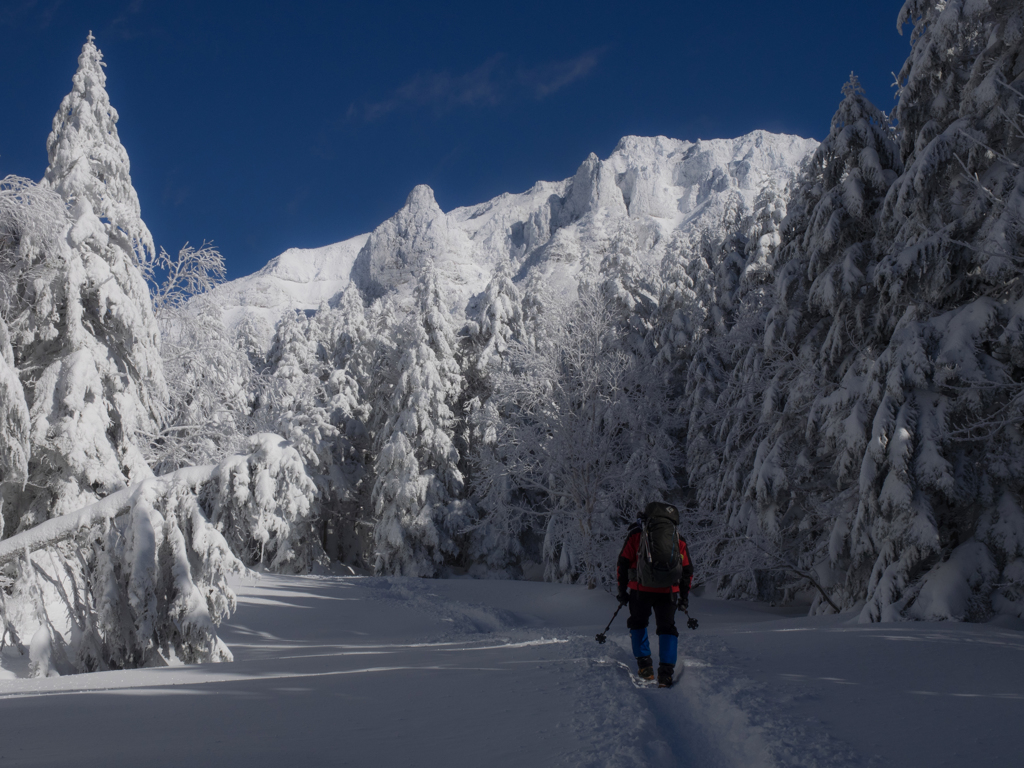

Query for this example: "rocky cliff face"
[209,130,818,341]
[350,184,464,301]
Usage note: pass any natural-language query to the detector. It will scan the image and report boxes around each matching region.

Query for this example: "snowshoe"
[657,663,674,688]
[637,656,654,681]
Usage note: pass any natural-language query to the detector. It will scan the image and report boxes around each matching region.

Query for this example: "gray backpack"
[636,503,683,589]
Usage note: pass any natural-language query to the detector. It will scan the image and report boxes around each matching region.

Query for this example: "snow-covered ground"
[0,575,1020,767]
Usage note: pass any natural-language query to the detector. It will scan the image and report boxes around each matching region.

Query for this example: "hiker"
[616,501,693,688]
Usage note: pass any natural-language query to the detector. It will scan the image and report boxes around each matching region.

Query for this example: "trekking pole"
[683,607,699,630]
[595,603,624,644]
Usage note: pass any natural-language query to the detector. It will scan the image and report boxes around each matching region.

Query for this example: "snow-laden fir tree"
[201,434,320,573]
[12,34,168,527]
[707,75,903,607]
[878,0,1020,329]
[303,292,374,565]
[247,309,332,568]
[43,33,166,410]
[657,167,793,592]
[370,267,467,576]
[234,313,274,373]
[668,229,731,534]
[665,202,753,482]
[680,191,796,600]
[797,75,901,361]
[654,232,708,381]
[0,315,29,511]
[837,0,1024,621]
[267,308,332,465]
[598,224,661,356]
[766,75,902,611]
[0,178,61,526]
[463,262,528,571]
[464,261,527,384]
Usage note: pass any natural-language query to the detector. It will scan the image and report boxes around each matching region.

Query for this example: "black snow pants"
[626,590,679,636]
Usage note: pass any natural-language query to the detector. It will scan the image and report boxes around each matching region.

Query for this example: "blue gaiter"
[659,633,678,666]
[630,628,650,659]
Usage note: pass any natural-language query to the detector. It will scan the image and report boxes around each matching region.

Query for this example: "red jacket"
[617,528,693,594]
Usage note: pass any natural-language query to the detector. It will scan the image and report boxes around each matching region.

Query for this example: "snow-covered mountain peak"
[612,134,690,157]
[209,129,819,342]
[559,150,628,225]
[404,183,441,215]
[351,181,466,301]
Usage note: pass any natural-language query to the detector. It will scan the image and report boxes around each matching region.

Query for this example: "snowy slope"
[1,575,1020,767]
[215,233,369,333]
[209,131,817,341]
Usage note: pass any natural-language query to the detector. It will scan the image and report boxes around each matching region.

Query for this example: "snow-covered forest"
[2,0,1024,678]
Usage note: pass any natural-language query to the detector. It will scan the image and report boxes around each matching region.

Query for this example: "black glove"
[677,591,689,611]
[617,590,630,606]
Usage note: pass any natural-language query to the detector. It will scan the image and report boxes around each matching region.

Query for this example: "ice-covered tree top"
[43,32,155,265]
[818,74,902,192]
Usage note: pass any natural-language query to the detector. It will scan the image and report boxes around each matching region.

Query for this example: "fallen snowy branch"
[0,464,217,569]
[0,433,320,675]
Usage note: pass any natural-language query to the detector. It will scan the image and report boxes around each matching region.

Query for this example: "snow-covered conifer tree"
[462,262,529,570]
[769,74,902,363]
[370,267,467,576]
[202,434,321,573]
[677,212,764,517]
[465,262,527,384]
[234,314,273,373]
[302,292,374,564]
[12,34,168,527]
[0,319,29,535]
[708,75,904,606]
[0,178,61,526]
[264,309,335,466]
[42,33,165,414]
[598,225,661,355]
[839,0,1024,621]
[251,309,332,564]
[654,233,707,379]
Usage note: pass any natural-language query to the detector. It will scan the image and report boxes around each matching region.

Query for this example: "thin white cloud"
[520,49,606,99]
[109,0,150,40]
[363,55,505,121]
[0,0,63,28]
[355,48,606,121]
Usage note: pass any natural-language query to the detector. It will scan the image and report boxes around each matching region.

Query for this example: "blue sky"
[1,1,911,280]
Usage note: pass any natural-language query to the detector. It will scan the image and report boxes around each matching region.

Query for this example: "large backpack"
[635,503,683,589]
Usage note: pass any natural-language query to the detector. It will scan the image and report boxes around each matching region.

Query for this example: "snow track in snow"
[2,575,1021,766]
